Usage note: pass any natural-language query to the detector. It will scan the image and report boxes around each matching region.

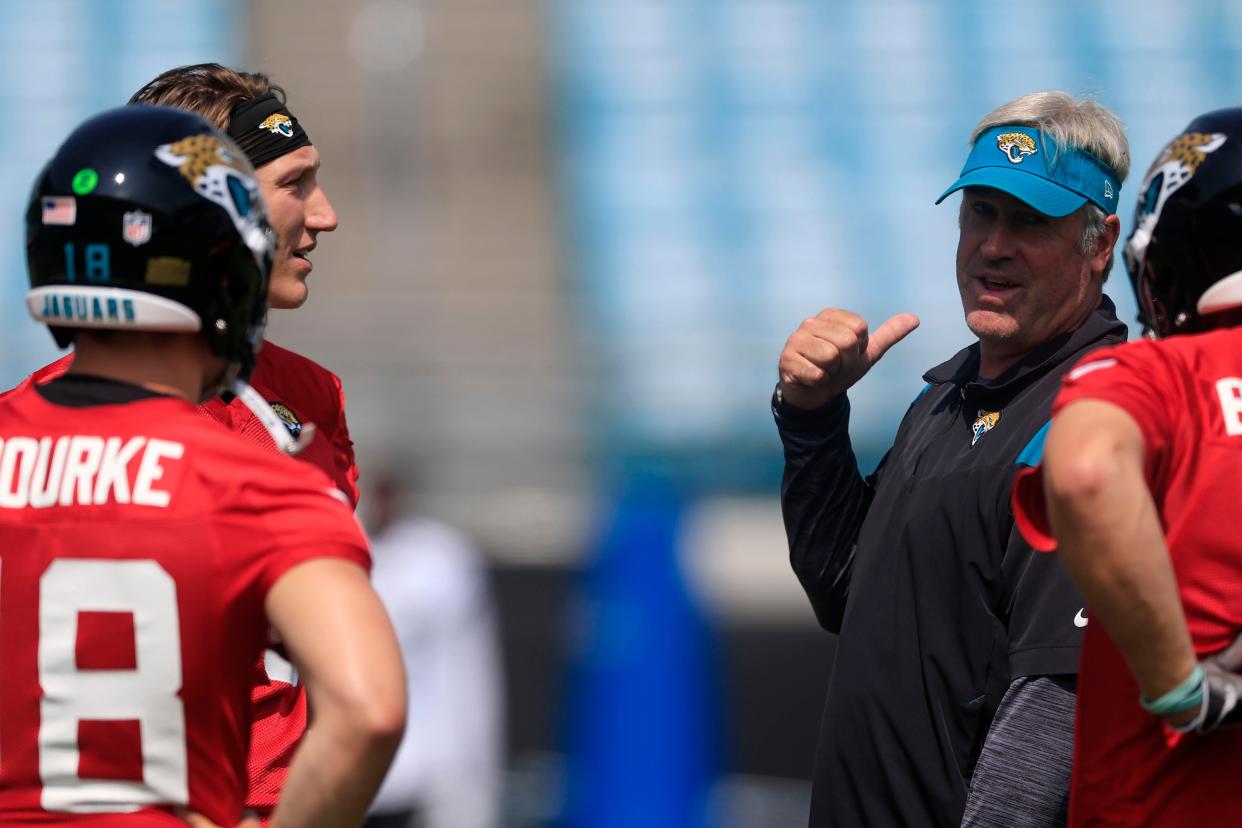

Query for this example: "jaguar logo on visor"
[996,132,1038,164]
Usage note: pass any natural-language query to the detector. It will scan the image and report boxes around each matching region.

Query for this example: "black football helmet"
[1124,107,1242,338]
[25,104,274,383]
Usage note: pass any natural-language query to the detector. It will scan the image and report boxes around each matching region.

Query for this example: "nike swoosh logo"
[1074,609,1088,628]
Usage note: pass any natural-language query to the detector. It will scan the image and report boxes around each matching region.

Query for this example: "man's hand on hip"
[778,309,920,411]
[1171,633,1242,733]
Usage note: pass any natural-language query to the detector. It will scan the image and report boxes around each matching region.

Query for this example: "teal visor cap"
[936,125,1121,217]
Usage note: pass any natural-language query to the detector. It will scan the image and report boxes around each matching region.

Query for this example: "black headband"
[227,92,312,168]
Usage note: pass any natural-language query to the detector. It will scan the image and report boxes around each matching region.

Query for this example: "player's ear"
[1093,214,1122,277]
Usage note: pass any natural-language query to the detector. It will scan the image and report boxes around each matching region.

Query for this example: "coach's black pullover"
[775,297,1127,828]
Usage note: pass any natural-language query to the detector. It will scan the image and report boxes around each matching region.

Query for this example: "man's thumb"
[865,313,920,363]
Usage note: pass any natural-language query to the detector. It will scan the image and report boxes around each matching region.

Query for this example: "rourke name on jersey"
[0,435,183,509]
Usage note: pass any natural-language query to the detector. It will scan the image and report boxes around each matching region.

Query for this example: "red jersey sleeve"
[233,470,371,595]
[1013,340,1182,551]
[1052,340,1181,478]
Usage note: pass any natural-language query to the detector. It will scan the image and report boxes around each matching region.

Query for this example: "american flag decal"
[42,197,76,226]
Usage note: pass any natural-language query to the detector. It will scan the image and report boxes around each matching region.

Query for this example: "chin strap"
[229,379,317,456]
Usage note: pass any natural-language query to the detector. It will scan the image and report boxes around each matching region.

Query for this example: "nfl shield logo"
[122,210,152,247]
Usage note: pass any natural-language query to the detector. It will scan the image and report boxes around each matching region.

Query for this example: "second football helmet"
[25,104,274,382]
[1125,107,1242,338]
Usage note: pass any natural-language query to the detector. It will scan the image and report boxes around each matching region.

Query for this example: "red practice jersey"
[199,340,359,508]
[1013,328,1242,826]
[199,340,358,819]
[3,344,357,505]
[0,381,369,825]
[3,342,360,820]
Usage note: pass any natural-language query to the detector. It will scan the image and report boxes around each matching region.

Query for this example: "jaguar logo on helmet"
[1125,132,1227,284]
[996,132,1038,164]
[25,105,272,396]
[1136,132,1226,224]
[153,135,270,261]
[258,113,294,138]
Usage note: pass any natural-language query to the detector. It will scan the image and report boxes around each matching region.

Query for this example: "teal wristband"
[1140,665,1205,716]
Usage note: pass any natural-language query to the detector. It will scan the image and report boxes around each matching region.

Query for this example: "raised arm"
[775,308,918,631]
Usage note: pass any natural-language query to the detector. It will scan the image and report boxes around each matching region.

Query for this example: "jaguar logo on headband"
[996,132,1038,164]
[258,113,294,138]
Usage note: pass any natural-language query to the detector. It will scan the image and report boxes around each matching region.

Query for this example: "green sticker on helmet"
[71,168,99,195]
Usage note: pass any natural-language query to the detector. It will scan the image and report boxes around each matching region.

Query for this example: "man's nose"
[307,186,338,234]
[979,220,1014,260]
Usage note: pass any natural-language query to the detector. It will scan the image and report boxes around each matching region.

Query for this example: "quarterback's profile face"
[255,145,338,310]
[956,187,1111,376]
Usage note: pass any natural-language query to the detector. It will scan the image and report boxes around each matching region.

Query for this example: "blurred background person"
[363,467,505,828]
[4,2,1242,825]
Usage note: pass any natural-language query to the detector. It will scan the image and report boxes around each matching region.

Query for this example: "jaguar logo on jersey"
[972,410,1001,446]
[258,113,294,138]
[996,132,1038,164]
[269,402,303,438]
[153,134,270,259]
